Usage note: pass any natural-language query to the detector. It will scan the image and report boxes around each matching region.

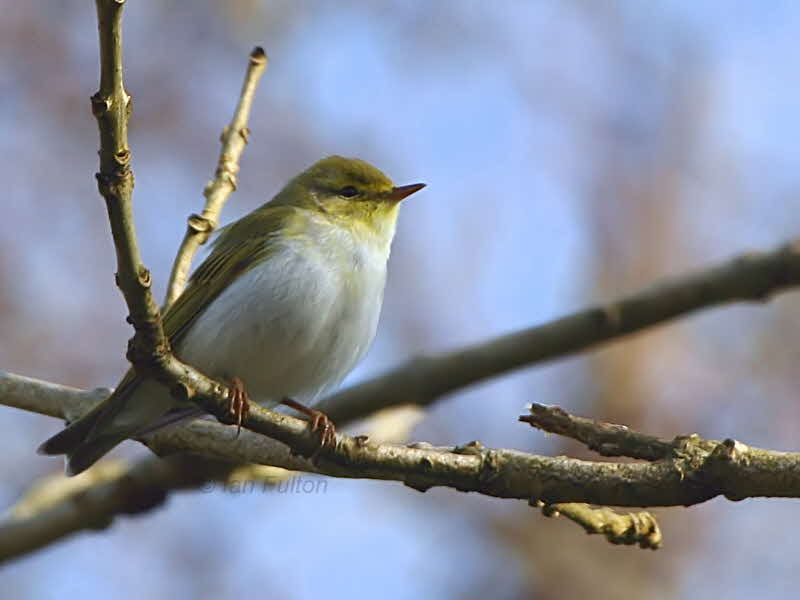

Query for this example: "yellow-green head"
[271,156,425,236]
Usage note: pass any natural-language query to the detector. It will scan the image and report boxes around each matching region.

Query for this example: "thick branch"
[0,455,233,564]
[319,240,800,422]
[8,372,800,508]
[164,47,268,308]
[7,373,800,559]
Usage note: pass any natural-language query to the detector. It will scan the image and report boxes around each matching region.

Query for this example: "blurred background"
[2,1,800,598]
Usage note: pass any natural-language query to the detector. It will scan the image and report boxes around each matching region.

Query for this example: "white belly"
[176,235,387,405]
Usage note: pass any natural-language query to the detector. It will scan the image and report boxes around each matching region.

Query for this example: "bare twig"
[91,0,170,375]
[537,502,662,550]
[520,403,677,461]
[91,0,237,421]
[164,46,268,308]
[319,240,800,423]
[92,0,169,370]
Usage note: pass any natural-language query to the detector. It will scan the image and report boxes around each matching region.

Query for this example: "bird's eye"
[338,186,359,198]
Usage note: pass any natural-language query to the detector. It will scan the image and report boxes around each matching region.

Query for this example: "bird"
[38,155,425,475]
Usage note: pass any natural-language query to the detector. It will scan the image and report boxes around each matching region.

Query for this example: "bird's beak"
[385,183,426,202]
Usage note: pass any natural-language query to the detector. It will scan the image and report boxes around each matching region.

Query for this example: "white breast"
[176,225,389,406]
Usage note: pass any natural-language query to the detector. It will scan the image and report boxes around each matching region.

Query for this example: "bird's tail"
[38,377,173,476]
[37,396,133,476]
[62,433,132,477]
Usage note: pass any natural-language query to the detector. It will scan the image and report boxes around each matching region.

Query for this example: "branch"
[319,240,800,422]
[92,0,169,375]
[164,47,268,308]
[91,0,241,420]
[536,502,662,550]
[0,455,233,564]
[0,371,107,420]
[7,373,800,558]
[193,411,800,508]
[10,241,800,432]
[519,403,677,461]
[518,403,800,503]
[8,372,800,508]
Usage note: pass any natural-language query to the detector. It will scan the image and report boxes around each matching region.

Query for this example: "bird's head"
[274,156,425,239]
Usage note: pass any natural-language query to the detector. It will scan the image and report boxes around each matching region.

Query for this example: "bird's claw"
[280,397,337,452]
[308,410,336,449]
[226,376,250,436]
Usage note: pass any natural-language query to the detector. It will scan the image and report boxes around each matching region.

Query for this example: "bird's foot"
[226,376,250,436]
[280,397,336,450]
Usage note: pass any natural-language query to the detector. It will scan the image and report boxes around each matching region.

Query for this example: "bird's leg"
[280,397,336,449]
[226,376,250,436]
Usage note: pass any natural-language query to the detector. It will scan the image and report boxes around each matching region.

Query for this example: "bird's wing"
[164,222,279,343]
[91,206,301,430]
[38,204,308,467]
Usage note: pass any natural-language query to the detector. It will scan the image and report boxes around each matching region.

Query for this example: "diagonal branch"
[0,454,234,564]
[319,240,800,422]
[8,242,800,434]
[164,47,268,308]
[520,403,678,461]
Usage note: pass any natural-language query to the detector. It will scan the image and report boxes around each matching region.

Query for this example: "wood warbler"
[39,156,425,475]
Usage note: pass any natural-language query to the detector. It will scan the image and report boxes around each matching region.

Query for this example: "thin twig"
[318,240,800,423]
[520,403,678,461]
[537,502,662,550]
[164,47,268,308]
[92,0,171,372]
[92,0,237,418]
